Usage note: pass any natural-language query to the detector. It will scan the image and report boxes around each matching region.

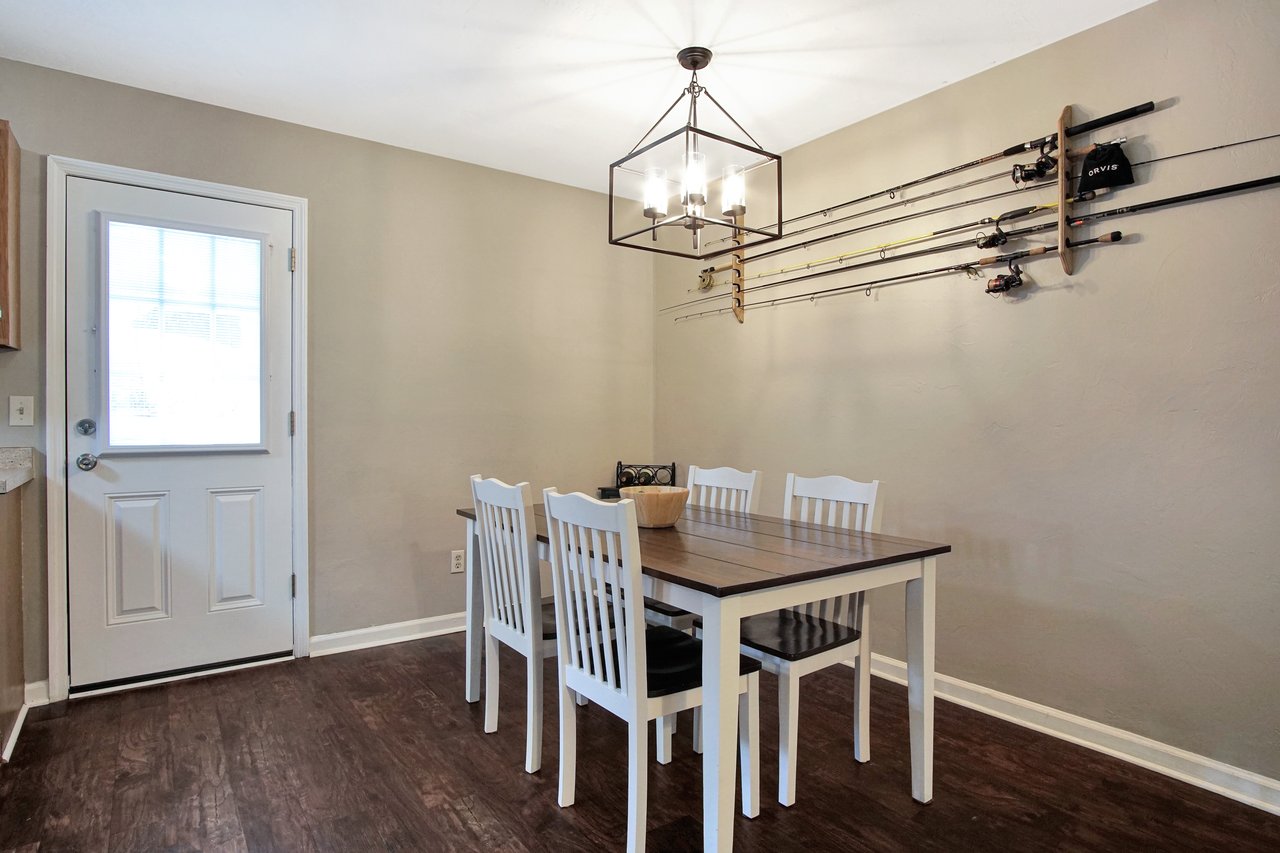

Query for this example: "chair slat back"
[784,473,880,532]
[543,489,645,701]
[783,473,881,624]
[471,475,540,640]
[686,465,761,514]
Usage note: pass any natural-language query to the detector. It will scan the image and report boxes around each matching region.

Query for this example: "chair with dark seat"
[654,463,765,760]
[543,487,760,853]
[650,463,761,635]
[755,473,879,805]
[470,474,559,773]
[697,472,880,806]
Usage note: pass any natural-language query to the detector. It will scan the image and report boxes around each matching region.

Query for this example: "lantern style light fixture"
[609,47,783,260]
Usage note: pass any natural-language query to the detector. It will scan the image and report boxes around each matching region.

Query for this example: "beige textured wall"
[0,58,655,681]
[654,0,1280,777]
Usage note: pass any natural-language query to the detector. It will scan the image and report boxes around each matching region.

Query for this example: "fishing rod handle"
[978,246,1049,265]
[1066,231,1124,248]
[1065,102,1154,137]
[999,205,1042,221]
[1003,135,1054,157]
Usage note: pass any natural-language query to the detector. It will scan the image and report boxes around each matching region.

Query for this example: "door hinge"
[288,411,296,436]
[288,247,297,271]
[291,574,297,598]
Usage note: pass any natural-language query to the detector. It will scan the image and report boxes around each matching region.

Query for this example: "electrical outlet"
[450,550,465,574]
[8,396,34,427]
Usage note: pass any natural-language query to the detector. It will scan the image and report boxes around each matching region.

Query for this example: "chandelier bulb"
[643,167,669,220]
[722,164,747,218]
[683,151,708,208]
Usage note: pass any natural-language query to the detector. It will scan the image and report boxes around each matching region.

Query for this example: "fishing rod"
[1066,174,1280,227]
[701,195,1070,292]
[727,137,1117,249]
[689,191,1081,292]
[690,131,1280,293]
[691,223,991,292]
[739,181,1044,266]
[679,172,1280,313]
[664,204,1063,313]
[674,233,1124,322]
[675,170,1280,322]
[703,100,1155,248]
[696,136,1120,269]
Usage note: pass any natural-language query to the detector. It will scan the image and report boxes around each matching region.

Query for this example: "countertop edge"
[0,464,33,494]
[0,447,35,494]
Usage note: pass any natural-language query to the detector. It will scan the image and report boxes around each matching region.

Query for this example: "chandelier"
[608,47,782,260]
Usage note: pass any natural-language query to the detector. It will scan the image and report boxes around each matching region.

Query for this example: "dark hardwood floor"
[2,633,1278,852]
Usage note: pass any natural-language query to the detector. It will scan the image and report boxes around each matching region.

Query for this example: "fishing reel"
[975,224,1007,249]
[986,260,1025,294]
[975,204,1031,249]
[1012,140,1058,184]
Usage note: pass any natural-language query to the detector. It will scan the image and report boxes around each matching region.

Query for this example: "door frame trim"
[44,157,311,702]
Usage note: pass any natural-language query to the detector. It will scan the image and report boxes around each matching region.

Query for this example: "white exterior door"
[65,176,296,689]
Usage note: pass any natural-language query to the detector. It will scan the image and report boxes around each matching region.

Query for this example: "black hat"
[1077,143,1134,193]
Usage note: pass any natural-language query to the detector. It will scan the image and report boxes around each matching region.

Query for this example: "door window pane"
[107,220,264,448]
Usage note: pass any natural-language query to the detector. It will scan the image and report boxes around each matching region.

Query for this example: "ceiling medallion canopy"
[608,47,783,261]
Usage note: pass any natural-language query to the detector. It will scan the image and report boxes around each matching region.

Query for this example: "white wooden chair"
[543,488,761,853]
[649,464,762,757]
[471,474,559,774]
[685,464,761,514]
[648,466,760,632]
[697,473,880,806]
[644,464,761,631]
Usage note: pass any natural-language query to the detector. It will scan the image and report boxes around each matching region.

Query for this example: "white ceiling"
[0,0,1152,194]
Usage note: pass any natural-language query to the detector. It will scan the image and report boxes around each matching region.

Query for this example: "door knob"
[76,453,99,471]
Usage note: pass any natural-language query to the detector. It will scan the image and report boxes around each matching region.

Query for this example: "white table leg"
[656,714,675,765]
[701,596,740,853]
[853,590,872,763]
[464,518,483,703]
[905,556,936,803]
[778,670,799,807]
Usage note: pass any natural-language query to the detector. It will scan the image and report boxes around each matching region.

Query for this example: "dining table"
[457,501,950,852]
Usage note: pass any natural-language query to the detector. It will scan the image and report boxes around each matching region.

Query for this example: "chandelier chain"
[686,71,700,129]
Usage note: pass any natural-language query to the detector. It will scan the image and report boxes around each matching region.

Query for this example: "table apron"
[643,557,925,618]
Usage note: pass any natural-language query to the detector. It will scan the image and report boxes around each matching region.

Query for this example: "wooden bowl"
[619,485,689,528]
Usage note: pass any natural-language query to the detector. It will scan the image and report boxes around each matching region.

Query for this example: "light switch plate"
[8,395,34,426]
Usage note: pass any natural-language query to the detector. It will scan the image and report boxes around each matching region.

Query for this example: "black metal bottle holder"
[599,461,678,499]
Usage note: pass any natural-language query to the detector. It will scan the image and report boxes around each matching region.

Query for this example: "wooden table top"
[457,503,950,597]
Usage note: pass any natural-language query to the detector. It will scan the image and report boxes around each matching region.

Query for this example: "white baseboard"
[25,680,49,707]
[863,652,1280,816]
[310,611,466,658]
[2,703,28,762]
